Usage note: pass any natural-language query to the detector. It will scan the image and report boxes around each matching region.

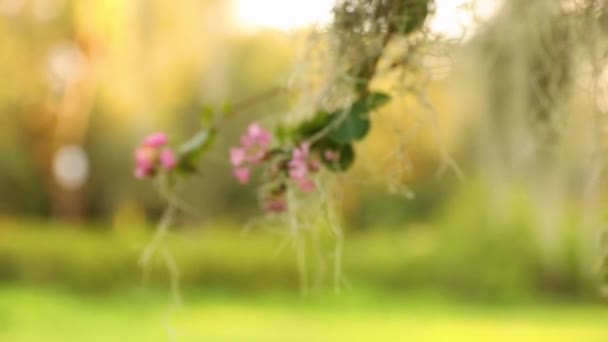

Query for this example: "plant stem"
[288,187,308,295]
[139,201,177,269]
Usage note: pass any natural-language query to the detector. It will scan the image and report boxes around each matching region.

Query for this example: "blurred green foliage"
[0,0,603,311]
[0,183,594,301]
[0,0,295,221]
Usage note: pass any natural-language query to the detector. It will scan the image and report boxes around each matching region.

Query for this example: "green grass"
[0,286,606,341]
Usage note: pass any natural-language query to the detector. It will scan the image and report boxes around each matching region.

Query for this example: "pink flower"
[292,142,310,160]
[160,148,177,170]
[241,123,271,149]
[288,142,317,193]
[134,147,156,179]
[233,167,250,184]
[143,132,168,148]
[229,122,272,183]
[241,123,272,164]
[288,160,308,180]
[230,148,246,167]
[135,147,155,170]
[288,143,310,178]
[134,132,177,179]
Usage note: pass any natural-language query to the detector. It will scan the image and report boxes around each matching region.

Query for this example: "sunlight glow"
[233,0,501,37]
[233,0,333,31]
[430,0,501,38]
[53,145,90,190]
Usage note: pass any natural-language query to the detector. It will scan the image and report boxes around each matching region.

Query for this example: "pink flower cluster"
[134,132,178,179]
[230,123,272,184]
[288,142,319,192]
[229,122,334,213]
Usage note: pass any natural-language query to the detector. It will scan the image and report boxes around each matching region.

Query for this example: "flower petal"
[230,147,246,167]
[160,148,177,170]
[233,167,250,184]
[134,147,155,169]
[247,122,272,147]
[142,132,168,148]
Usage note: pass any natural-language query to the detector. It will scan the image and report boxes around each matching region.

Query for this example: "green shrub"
[0,190,597,302]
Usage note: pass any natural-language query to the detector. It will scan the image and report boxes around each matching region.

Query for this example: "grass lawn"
[0,287,606,341]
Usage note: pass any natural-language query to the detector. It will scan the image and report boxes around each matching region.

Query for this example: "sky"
[233,0,501,37]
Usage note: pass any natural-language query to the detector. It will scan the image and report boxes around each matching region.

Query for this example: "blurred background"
[1,0,608,340]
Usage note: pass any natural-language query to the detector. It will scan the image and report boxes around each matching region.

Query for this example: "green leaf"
[295,111,333,139]
[325,92,389,144]
[292,92,389,144]
[365,92,391,111]
[176,130,214,173]
[328,107,371,144]
[274,123,289,144]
